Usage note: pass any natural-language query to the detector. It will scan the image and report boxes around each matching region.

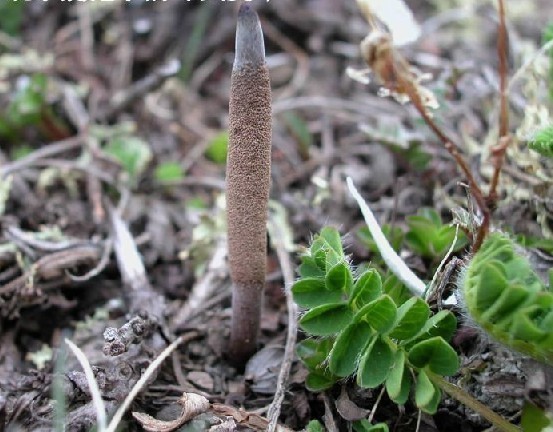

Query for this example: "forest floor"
[0,0,552,431]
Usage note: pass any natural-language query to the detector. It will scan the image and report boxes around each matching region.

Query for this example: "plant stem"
[488,0,511,205]
[427,372,520,432]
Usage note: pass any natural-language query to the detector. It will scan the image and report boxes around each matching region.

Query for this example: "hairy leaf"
[300,303,354,336]
[357,336,394,388]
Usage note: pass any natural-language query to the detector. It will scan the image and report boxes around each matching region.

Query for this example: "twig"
[356,25,491,250]
[425,225,459,302]
[367,387,386,423]
[67,239,112,282]
[487,0,511,205]
[0,245,101,295]
[428,372,520,432]
[101,59,180,119]
[508,38,553,91]
[261,18,310,100]
[266,205,299,432]
[0,136,83,178]
[273,96,396,117]
[405,87,490,251]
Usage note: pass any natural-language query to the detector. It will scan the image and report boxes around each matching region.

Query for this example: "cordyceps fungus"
[226,4,272,366]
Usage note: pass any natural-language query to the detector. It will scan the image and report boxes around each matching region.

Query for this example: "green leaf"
[389,297,430,340]
[104,136,152,179]
[407,310,457,345]
[154,162,184,183]
[296,338,333,370]
[350,269,382,310]
[415,370,441,414]
[382,275,411,306]
[319,227,344,257]
[509,309,547,342]
[185,197,207,210]
[405,209,467,258]
[300,303,354,336]
[385,350,411,405]
[0,0,25,36]
[305,420,325,432]
[515,234,553,254]
[310,238,329,271]
[356,295,397,334]
[408,337,459,376]
[292,277,341,308]
[357,224,404,254]
[298,256,325,278]
[470,262,508,314]
[480,284,530,325]
[352,420,389,432]
[329,320,373,377]
[325,248,342,270]
[357,336,395,388]
[529,125,553,158]
[305,371,337,391]
[420,385,441,414]
[326,262,353,296]
[521,401,552,432]
[403,142,432,170]
[419,208,442,226]
[205,131,228,164]
[6,74,48,129]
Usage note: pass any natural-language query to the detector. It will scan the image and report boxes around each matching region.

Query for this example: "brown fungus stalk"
[226,4,272,366]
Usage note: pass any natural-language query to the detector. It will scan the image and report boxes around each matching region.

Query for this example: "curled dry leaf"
[132,392,209,432]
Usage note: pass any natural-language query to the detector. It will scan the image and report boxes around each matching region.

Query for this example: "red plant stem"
[406,85,490,250]
[488,0,510,204]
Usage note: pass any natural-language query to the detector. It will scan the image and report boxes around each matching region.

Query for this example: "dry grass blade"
[105,336,184,432]
[347,177,426,296]
[266,204,298,432]
[65,338,107,431]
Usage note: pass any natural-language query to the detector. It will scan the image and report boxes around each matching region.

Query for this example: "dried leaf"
[132,393,209,432]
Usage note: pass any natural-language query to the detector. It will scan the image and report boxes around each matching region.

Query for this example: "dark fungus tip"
[234,3,265,69]
[238,3,253,16]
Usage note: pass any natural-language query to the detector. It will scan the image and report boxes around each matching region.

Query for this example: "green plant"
[206,131,229,164]
[91,122,152,185]
[226,4,272,365]
[293,227,459,415]
[0,73,46,138]
[528,124,553,157]
[353,419,389,432]
[357,224,404,255]
[405,208,468,259]
[461,232,553,365]
[357,208,468,266]
[154,161,185,183]
[0,1,25,37]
